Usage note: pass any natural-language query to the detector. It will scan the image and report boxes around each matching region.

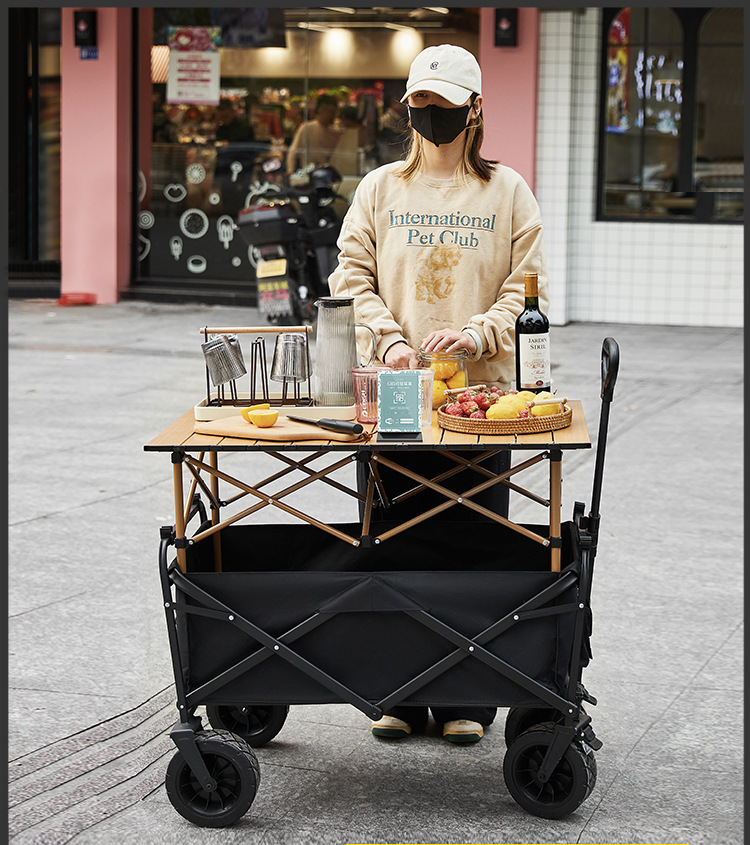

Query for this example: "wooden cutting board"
[193,415,366,442]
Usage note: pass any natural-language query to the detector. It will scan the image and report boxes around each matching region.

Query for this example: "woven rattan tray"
[437,402,572,435]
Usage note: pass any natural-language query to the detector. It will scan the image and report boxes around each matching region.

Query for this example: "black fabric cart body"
[146,338,619,826]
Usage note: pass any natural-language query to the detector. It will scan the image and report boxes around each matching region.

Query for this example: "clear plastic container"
[417,368,434,425]
[417,347,469,409]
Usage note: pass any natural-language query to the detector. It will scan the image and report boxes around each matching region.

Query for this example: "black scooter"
[235,162,344,325]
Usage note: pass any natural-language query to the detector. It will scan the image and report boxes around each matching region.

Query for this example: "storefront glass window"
[598,7,743,223]
[8,8,61,268]
[694,8,744,221]
[136,7,479,290]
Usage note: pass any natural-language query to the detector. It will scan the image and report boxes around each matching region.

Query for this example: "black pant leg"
[429,706,497,727]
[384,705,429,730]
[358,450,510,523]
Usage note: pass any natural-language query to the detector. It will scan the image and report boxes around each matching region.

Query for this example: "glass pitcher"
[314,296,376,406]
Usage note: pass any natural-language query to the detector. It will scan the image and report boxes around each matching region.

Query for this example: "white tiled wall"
[535,8,744,327]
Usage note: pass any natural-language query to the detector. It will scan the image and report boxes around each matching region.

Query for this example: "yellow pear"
[495,393,527,411]
[432,378,449,409]
[529,391,561,416]
[486,401,519,420]
[530,402,561,417]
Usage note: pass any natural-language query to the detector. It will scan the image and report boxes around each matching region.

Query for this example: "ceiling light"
[296,20,441,31]
[297,22,330,32]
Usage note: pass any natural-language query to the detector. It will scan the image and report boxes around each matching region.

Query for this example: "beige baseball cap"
[401,44,482,105]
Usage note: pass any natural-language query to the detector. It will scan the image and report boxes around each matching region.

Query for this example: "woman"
[328,44,549,745]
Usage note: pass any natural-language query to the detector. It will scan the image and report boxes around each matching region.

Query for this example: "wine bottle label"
[518,333,551,389]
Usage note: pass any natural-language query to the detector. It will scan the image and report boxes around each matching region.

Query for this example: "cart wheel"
[504,704,588,747]
[504,707,562,747]
[503,722,597,819]
[165,729,260,828]
[206,704,289,748]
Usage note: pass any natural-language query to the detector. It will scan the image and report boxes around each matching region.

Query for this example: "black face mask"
[408,103,471,146]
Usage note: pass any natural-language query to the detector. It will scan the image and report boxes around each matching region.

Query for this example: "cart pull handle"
[587,337,620,545]
[601,337,619,402]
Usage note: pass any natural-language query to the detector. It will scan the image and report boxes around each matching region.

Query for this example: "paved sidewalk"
[8,299,744,844]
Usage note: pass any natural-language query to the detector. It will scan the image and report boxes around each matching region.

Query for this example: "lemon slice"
[246,409,279,427]
[240,403,271,422]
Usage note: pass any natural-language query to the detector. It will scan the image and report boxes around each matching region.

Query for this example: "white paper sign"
[166,26,221,105]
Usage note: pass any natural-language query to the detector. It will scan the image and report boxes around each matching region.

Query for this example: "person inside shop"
[152,89,179,143]
[327,44,549,745]
[285,94,341,176]
[376,90,410,164]
[213,98,259,213]
[329,105,368,176]
[215,98,255,143]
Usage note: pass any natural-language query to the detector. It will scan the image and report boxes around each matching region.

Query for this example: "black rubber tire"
[165,729,260,828]
[504,707,564,747]
[206,704,289,748]
[504,704,589,747]
[503,722,597,819]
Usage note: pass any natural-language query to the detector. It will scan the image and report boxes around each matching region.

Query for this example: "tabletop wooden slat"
[145,409,197,448]
[554,400,590,446]
[440,428,480,446]
[145,402,591,451]
[517,429,558,446]
[428,413,444,445]
[185,432,228,447]
[474,432,516,446]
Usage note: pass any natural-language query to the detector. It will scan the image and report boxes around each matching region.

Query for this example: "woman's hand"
[420,329,477,355]
[384,341,420,369]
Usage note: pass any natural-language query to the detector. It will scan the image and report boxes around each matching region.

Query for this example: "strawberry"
[470,409,486,419]
[460,400,479,416]
[445,402,465,417]
[457,390,474,404]
[474,392,490,410]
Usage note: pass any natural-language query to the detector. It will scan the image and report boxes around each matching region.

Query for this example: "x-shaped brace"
[169,565,579,720]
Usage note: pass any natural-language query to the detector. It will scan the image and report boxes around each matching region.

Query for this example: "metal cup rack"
[200,326,314,408]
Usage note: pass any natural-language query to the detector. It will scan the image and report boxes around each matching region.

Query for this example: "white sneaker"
[371,715,412,739]
[442,719,483,744]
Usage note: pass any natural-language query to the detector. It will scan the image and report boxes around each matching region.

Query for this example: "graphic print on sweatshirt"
[388,208,497,303]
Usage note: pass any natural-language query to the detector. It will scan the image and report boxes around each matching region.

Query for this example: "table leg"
[172,453,187,573]
[549,451,562,573]
[209,452,222,572]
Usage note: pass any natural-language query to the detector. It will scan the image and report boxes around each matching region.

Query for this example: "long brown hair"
[397,94,498,183]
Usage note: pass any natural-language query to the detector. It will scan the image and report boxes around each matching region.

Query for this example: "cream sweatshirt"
[328,161,549,388]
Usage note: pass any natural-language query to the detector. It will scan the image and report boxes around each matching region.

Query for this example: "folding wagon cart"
[145,337,619,827]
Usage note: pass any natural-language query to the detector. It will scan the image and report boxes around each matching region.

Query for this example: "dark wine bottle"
[515,272,550,393]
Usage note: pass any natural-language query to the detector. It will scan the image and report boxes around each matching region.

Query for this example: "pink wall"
[478,7,539,192]
[60,8,132,304]
[138,9,154,212]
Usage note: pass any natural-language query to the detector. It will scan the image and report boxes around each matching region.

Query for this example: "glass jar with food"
[417,347,469,409]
